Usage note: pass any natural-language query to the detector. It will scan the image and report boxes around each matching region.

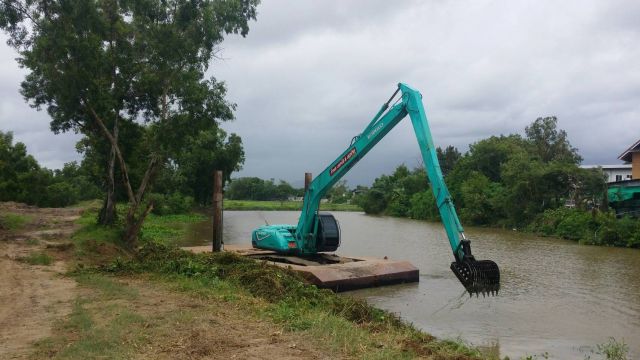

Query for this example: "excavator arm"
[252,83,500,295]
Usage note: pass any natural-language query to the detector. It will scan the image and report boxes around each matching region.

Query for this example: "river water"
[183,211,640,359]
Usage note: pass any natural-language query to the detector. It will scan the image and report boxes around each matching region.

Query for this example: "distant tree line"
[0,131,100,207]
[353,117,640,247]
[225,177,354,204]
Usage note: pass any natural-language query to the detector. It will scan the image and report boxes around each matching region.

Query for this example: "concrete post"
[213,170,223,252]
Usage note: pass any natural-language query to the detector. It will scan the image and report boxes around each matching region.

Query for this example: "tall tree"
[1,0,258,247]
[525,116,582,164]
[436,145,461,176]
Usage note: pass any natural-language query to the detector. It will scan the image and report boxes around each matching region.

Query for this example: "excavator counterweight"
[251,83,500,296]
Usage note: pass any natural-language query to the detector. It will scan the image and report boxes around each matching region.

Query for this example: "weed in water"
[584,338,629,360]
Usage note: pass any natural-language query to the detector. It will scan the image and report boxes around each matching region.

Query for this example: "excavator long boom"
[252,83,500,295]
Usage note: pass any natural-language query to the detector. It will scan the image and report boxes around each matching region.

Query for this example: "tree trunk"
[122,202,154,248]
[98,117,118,225]
[121,156,160,248]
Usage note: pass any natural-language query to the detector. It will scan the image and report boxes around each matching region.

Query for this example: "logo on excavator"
[330,147,357,176]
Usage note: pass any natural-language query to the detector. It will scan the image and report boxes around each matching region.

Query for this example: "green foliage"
[326,180,352,204]
[223,200,361,211]
[147,192,194,216]
[361,189,387,214]
[0,131,101,207]
[584,338,629,360]
[528,208,640,248]
[0,212,31,231]
[161,128,246,205]
[459,172,503,225]
[140,212,206,245]
[20,251,53,265]
[556,210,595,240]
[226,177,300,201]
[1,0,258,245]
[525,116,582,164]
[358,116,612,243]
[436,145,462,176]
[409,190,439,220]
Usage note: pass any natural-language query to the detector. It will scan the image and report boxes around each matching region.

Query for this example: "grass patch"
[140,212,206,245]
[19,251,53,265]
[64,204,481,359]
[33,274,146,360]
[75,272,139,300]
[0,212,32,231]
[224,199,362,211]
[101,243,482,359]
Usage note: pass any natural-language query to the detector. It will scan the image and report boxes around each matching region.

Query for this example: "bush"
[386,193,409,217]
[555,209,595,241]
[148,192,194,215]
[528,207,574,236]
[591,213,640,247]
[44,181,80,207]
[361,190,387,215]
[409,190,439,220]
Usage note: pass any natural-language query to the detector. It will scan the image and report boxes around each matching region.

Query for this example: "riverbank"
[224,199,362,211]
[0,201,484,359]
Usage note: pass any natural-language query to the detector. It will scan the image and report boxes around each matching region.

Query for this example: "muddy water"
[184,211,640,359]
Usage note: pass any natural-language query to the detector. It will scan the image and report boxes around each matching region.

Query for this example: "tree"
[361,189,387,214]
[175,128,245,205]
[525,116,582,164]
[1,0,258,247]
[327,180,350,204]
[436,145,461,176]
[0,131,46,204]
[0,131,101,207]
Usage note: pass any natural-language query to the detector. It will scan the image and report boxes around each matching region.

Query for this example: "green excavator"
[251,83,500,296]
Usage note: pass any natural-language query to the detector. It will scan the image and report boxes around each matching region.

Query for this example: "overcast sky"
[1,0,639,186]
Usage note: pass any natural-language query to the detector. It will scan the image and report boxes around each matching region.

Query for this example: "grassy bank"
[64,205,484,359]
[224,199,362,212]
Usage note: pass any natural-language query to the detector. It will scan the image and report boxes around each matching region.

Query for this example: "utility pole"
[212,170,223,252]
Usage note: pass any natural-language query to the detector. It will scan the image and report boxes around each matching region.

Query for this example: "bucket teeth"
[450,259,500,296]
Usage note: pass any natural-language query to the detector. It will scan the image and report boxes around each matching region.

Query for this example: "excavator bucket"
[451,259,500,296]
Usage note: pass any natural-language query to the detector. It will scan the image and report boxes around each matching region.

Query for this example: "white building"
[581,165,632,183]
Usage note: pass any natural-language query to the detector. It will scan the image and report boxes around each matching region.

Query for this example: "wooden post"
[213,170,223,252]
[304,172,312,193]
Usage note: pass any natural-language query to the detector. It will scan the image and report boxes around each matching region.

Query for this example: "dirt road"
[0,203,336,359]
[0,203,79,359]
